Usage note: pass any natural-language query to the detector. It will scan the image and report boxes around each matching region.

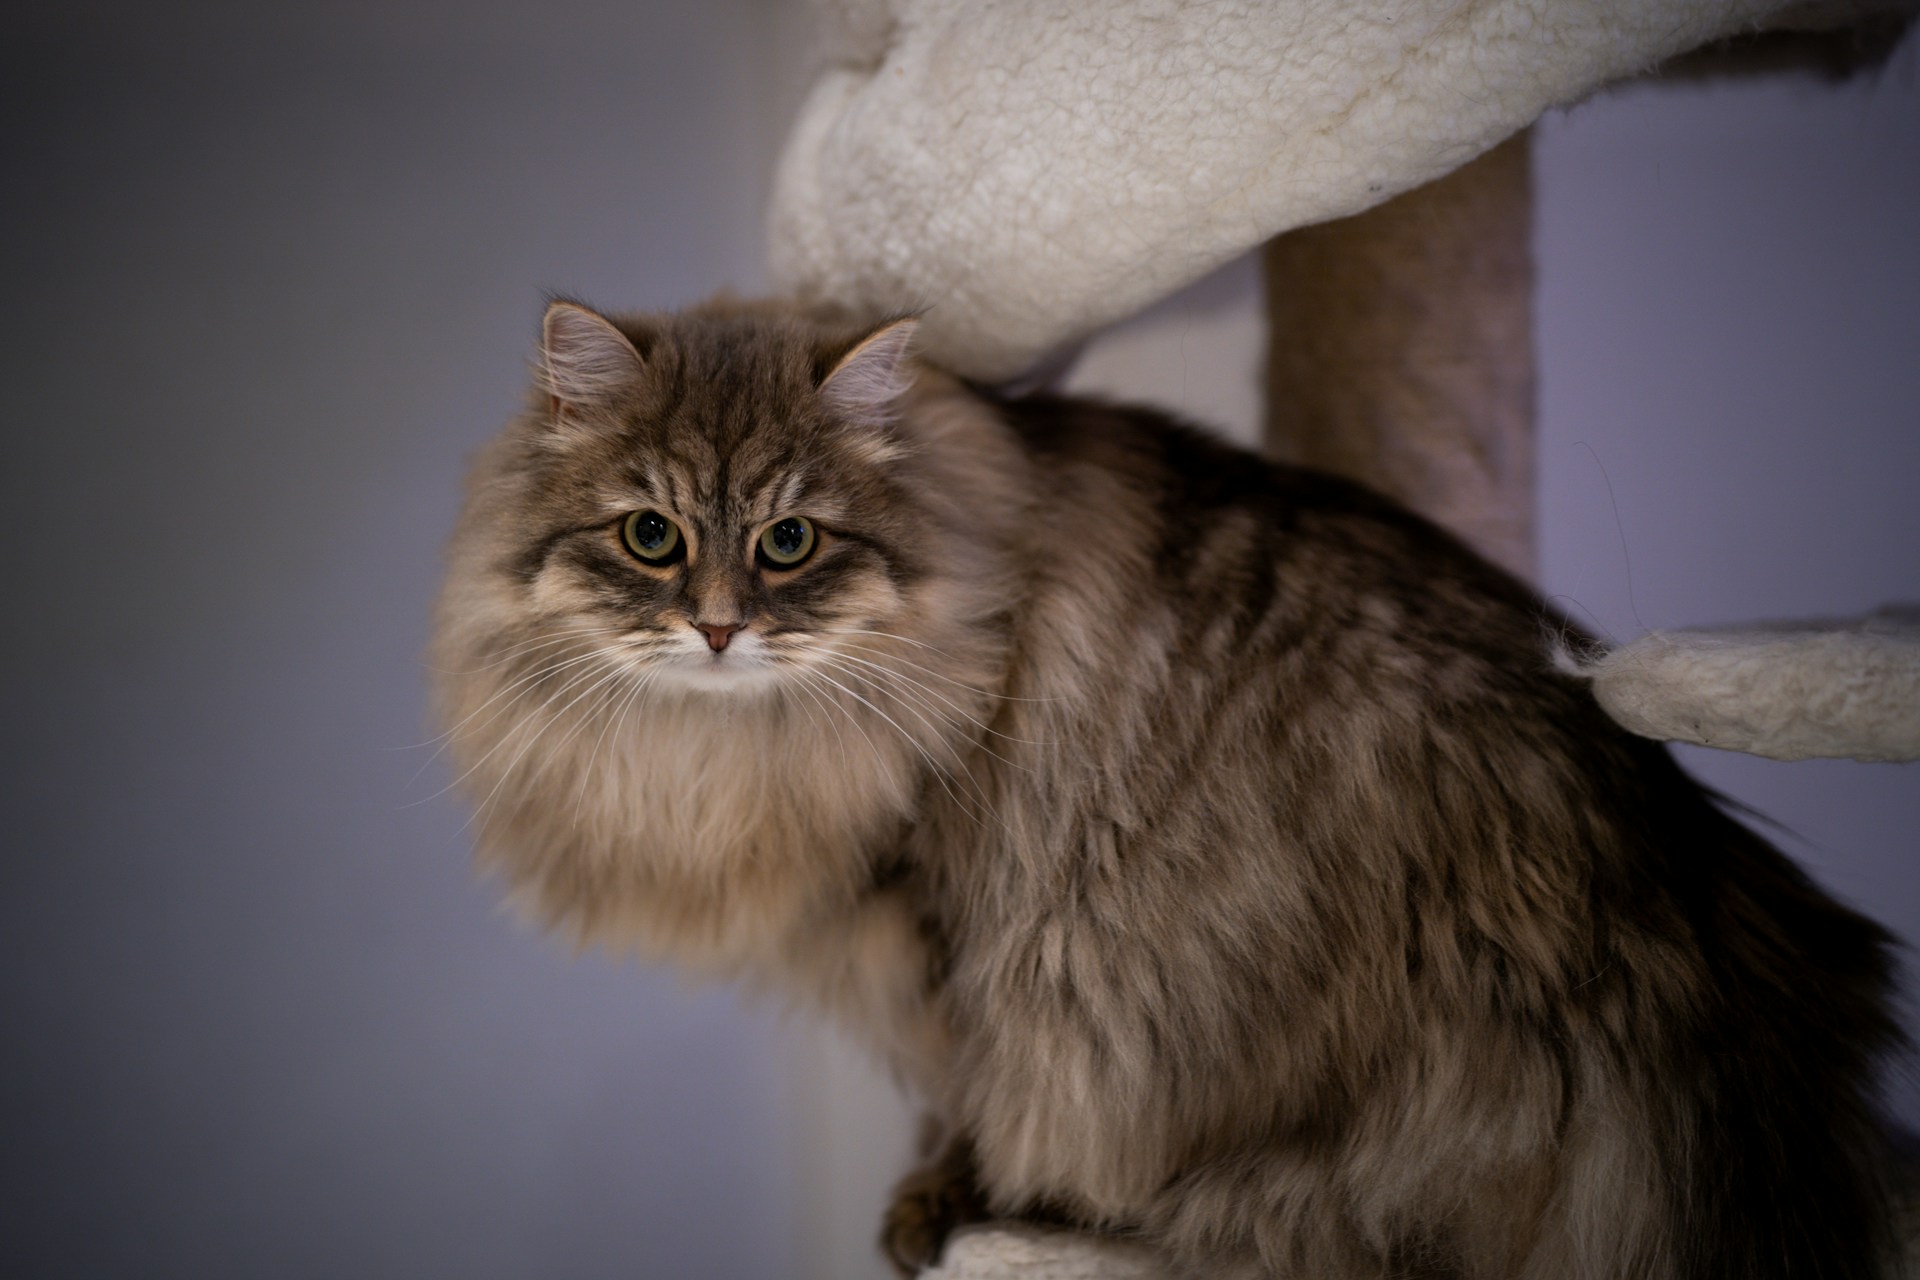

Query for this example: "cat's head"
[454,299,942,695]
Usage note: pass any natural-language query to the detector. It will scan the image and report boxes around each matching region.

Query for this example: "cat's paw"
[880,1142,987,1277]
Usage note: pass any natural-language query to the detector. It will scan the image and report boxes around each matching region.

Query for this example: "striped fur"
[434,300,1903,1278]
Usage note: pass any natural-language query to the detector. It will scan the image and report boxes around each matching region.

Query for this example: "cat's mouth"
[652,629,783,693]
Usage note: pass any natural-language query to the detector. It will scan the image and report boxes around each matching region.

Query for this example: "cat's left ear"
[819,318,918,428]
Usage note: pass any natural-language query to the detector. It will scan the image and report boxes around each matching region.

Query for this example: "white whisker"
[816,655,970,757]
[816,629,1060,703]
[571,664,657,826]
[413,655,616,809]
[822,650,1051,754]
[793,669,893,782]
[805,666,1008,833]
[425,625,633,676]
[468,658,635,839]
[784,671,854,774]
[402,645,617,787]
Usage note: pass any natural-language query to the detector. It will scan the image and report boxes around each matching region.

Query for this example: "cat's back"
[945,390,1611,1212]
[980,390,1889,1014]
[991,390,1565,726]
[933,391,1898,1275]
[971,386,1635,931]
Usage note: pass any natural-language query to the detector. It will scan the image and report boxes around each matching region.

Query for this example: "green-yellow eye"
[758,516,816,567]
[622,510,683,563]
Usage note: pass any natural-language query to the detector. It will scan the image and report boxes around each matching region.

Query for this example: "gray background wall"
[2,4,1914,1278]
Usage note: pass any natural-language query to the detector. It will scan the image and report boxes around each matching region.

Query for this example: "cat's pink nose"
[696,621,743,652]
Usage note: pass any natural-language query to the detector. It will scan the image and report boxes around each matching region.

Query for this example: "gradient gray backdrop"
[3,4,1915,1278]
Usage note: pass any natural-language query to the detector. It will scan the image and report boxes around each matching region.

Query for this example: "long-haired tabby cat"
[434,297,1903,1278]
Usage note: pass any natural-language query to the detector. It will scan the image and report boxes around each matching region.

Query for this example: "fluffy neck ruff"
[464,619,990,977]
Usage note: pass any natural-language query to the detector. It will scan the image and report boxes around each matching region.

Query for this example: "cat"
[432,297,1904,1279]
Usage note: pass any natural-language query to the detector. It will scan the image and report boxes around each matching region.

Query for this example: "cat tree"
[766,0,1920,1272]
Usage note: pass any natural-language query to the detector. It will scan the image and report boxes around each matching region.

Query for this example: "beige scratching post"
[1262,132,1537,581]
[1259,119,1919,766]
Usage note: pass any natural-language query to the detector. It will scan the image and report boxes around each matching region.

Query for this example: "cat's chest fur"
[482,685,933,977]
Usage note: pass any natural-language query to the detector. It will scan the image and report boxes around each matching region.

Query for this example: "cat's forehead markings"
[629,446,703,518]
[709,442,735,511]
[739,480,795,529]
[589,485,665,523]
[735,461,840,526]
[773,471,806,516]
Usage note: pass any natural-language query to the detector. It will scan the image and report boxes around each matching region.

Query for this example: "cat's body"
[435,299,1902,1279]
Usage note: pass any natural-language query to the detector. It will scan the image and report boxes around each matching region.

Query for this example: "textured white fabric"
[919,1226,1167,1280]
[926,1199,1920,1279]
[1565,607,1920,762]
[768,0,1880,380]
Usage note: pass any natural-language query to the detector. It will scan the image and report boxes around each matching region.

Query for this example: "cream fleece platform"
[769,0,1920,769]
[1568,607,1920,762]
[770,0,1907,383]
[923,1162,1920,1278]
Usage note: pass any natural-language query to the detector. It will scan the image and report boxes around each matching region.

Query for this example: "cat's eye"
[622,510,684,563]
[758,516,817,568]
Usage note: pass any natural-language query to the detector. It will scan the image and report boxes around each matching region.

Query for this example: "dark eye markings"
[808,524,910,587]
[515,518,619,581]
[524,511,893,589]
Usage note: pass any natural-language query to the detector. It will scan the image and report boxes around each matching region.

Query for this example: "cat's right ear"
[540,302,645,412]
